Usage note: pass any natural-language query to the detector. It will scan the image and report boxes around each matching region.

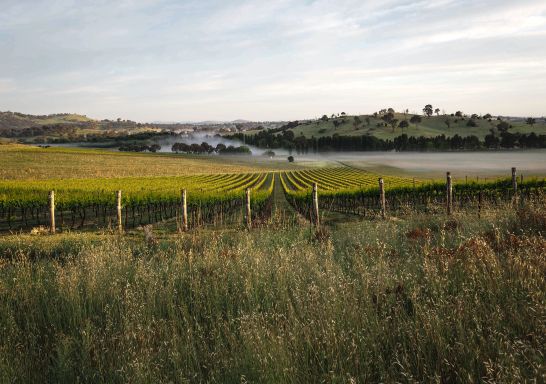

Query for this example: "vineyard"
[0,172,275,231]
[280,167,546,220]
[1,165,545,233]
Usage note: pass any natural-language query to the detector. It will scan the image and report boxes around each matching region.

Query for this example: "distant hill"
[0,111,95,130]
[270,113,546,140]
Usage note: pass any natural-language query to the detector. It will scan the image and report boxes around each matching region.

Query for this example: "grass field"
[271,113,546,140]
[0,202,544,382]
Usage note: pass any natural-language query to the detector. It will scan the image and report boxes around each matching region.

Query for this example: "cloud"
[0,0,545,120]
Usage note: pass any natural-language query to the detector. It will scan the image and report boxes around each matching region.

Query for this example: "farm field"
[0,144,545,383]
[0,144,309,180]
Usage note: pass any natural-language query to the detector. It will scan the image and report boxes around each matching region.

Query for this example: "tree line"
[172,142,251,155]
[227,130,546,153]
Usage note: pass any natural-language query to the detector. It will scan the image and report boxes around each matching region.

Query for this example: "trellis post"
[49,190,55,234]
[511,167,517,194]
[379,178,386,219]
[245,188,252,229]
[446,172,452,215]
[181,189,188,232]
[312,183,320,228]
[116,190,123,233]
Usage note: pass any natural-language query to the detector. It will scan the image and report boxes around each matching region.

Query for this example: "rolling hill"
[0,111,95,130]
[262,113,546,140]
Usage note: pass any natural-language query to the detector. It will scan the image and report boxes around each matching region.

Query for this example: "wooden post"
[511,167,517,194]
[478,190,482,218]
[413,178,415,188]
[465,175,468,184]
[446,172,452,216]
[520,174,523,184]
[312,183,320,228]
[48,190,55,234]
[379,178,386,219]
[116,190,123,233]
[181,189,188,232]
[245,188,252,229]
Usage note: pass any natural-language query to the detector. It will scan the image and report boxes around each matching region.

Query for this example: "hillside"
[0,111,95,130]
[268,113,546,140]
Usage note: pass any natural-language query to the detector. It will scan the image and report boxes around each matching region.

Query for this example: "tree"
[466,119,478,127]
[365,117,370,126]
[434,108,440,116]
[321,115,329,121]
[287,156,294,162]
[148,144,161,153]
[471,114,479,119]
[387,107,395,114]
[398,120,409,132]
[410,115,422,127]
[455,111,463,117]
[526,117,536,127]
[340,112,346,116]
[423,104,433,117]
[497,121,511,132]
[353,116,361,130]
[390,118,399,132]
[483,113,492,119]
[382,112,394,124]
[444,118,451,129]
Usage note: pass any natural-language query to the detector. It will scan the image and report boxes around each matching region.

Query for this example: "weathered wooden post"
[511,167,517,194]
[116,190,123,233]
[312,183,320,228]
[478,190,482,218]
[181,189,188,232]
[379,178,386,219]
[245,188,252,229]
[48,190,55,234]
[446,172,452,216]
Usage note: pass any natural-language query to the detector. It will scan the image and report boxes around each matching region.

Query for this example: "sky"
[1,0,545,122]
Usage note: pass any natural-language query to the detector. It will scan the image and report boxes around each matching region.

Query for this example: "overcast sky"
[1,0,545,122]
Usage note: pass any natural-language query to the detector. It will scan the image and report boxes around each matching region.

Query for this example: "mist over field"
[319,150,546,176]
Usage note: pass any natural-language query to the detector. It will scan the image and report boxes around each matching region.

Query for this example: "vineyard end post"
[478,190,482,219]
[446,172,452,216]
[181,189,188,232]
[379,178,385,219]
[245,188,252,229]
[312,183,320,228]
[48,190,55,234]
[116,190,123,234]
[511,167,517,194]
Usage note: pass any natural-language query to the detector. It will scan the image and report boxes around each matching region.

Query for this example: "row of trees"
[228,129,546,153]
[171,142,251,155]
[119,144,161,152]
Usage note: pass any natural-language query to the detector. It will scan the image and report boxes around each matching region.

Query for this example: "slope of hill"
[279,113,546,140]
[0,111,95,130]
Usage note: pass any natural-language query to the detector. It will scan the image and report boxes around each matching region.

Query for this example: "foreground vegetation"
[0,202,544,382]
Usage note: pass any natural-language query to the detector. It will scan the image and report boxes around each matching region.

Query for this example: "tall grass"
[0,204,544,382]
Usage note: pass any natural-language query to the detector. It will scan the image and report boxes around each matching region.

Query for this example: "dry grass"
[0,204,544,382]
